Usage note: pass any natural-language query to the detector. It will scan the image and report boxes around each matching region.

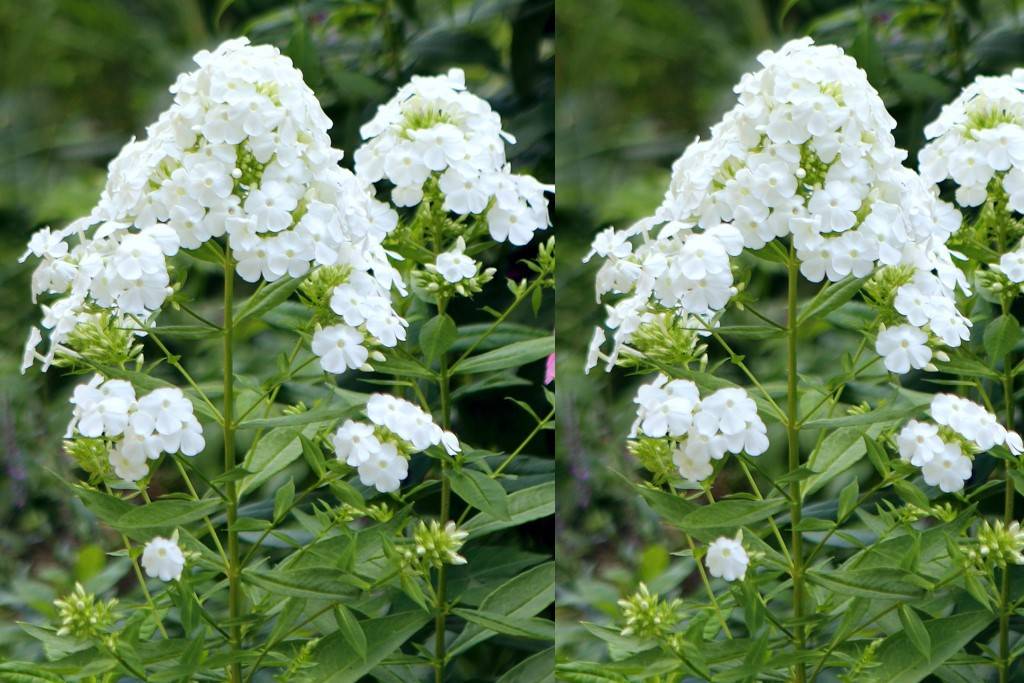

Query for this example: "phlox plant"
[565,38,1024,682]
[10,38,554,682]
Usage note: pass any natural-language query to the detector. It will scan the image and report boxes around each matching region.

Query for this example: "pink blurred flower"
[544,353,555,385]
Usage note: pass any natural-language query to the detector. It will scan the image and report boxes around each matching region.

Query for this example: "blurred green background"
[555,0,1024,661]
[0,0,553,664]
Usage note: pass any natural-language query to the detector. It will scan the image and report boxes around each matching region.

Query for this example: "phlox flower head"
[330,393,459,493]
[355,68,553,246]
[22,37,404,376]
[896,394,1023,493]
[587,38,967,371]
[630,375,767,484]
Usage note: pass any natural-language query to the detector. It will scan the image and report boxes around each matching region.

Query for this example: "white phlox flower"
[355,68,553,246]
[896,393,1024,493]
[330,393,460,493]
[706,532,749,582]
[141,534,186,582]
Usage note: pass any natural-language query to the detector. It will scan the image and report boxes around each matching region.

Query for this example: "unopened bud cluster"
[966,519,1024,569]
[54,583,119,640]
[401,520,468,572]
[617,583,683,640]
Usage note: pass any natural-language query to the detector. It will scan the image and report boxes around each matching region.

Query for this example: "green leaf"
[495,647,554,683]
[802,402,923,430]
[151,324,220,340]
[872,610,992,682]
[273,478,295,522]
[308,611,431,682]
[797,275,868,326]
[238,399,365,429]
[463,482,554,539]
[420,313,458,362]
[450,468,510,520]
[0,664,64,682]
[452,336,554,375]
[116,498,220,531]
[451,609,554,640]
[984,314,1021,361]
[240,422,327,495]
[448,562,555,656]
[243,568,366,600]
[235,275,308,325]
[838,479,859,520]
[806,568,923,601]
[676,498,785,541]
[634,484,698,521]
[898,604,931,659]
[333,604,367,660]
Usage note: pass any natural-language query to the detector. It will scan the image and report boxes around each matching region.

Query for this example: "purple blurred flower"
[544,353,555,385]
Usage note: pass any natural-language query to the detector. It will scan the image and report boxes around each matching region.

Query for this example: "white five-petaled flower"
[141,534,186,582]
[706,532,749,582]
[876,324,932,374]
[434,237,479,283]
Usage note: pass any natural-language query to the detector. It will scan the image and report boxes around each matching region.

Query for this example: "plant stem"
[1000,339,1016,683]
[434,305,452,683]
[786,248,806,683]
[223,249,242,683]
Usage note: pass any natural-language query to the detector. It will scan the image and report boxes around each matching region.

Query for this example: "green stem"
[434,309,452,683]
[1000,338,1016,683]
[787,249,806,683]
[223,249,242,683]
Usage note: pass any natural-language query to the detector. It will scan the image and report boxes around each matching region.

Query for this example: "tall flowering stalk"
[17,38,554,681]
[918,70,1024,681]
[574,38,1019,682]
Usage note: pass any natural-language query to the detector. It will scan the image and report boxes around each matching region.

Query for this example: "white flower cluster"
[141,534,186,582]
[586,38,968,371]
[920,70,1024,209]
[68,376,204,483]
[355,68,553,245]
[331,394,459,493]
[631,375,768,483]
[21,37,404,375]
[898,393,1023,492]
[706,533,749,582]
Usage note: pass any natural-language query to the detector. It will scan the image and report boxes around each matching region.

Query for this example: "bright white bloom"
[921,441,973,493]
[587,38,966,370]
[332,419,381,466]
[629,377,767,484]
[706,533,749,582]
[897,420,944,466]
[312,324,369,373]
[141,535,186,582]
[332,394,459,494]
[898,394,1023,493]
[434,237,478,283]
[355,442,408,493]
[999,246,1024,283]
[355,68,553,246]
[22,37,405,378]
[875,324,932,374]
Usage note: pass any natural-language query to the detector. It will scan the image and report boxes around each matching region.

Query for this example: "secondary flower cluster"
[331,394,459,493]
[631,375,768,483]
[68,377,204,483]
[920,70,1024,210]
[21,37,404,375]
[355,67,553,246]
[897,394,1023,492]
[585,38,969,372]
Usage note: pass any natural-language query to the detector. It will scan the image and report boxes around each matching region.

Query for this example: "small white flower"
[356,442,408,493]
[920,441,972,493]
[311,324,368,374]
[876,324,932,374]
[706,533,749,582]
[332,420,381,466]
[141,535,186,581]
[897,420,944,466]
[673,444,713,483]
[434,237,478,283]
